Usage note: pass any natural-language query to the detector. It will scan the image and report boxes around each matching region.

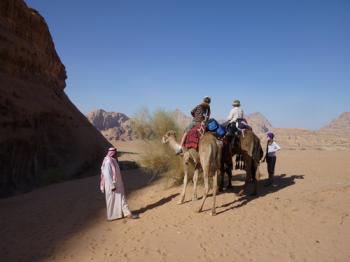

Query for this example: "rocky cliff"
[87,109,133,141]
[320,112,350,134]
[246,112,273,134]
[0,0,110,197]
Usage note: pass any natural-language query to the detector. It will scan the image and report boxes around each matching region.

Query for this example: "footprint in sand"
[199,243,207,252]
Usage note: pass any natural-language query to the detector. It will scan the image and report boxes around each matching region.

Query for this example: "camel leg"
[192,168,199,201]
[238,156,251,196]
[197,172,209,213]
[226,164,233,189]
[211,171,218,216]
[218,163,225,192]
[250,162,258,196]
[178,162,188,204]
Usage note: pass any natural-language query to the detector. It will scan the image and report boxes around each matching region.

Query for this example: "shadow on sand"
[133,193,179,215]
[203,173,304,215]
[0,166,159,262]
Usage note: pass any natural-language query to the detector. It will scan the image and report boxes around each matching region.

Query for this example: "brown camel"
[162,130,222,215]
[221,129,264,196]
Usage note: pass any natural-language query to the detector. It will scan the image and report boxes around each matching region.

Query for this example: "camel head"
[161,130,177,144]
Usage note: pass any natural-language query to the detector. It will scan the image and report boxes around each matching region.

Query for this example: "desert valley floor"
[1,143,350,262]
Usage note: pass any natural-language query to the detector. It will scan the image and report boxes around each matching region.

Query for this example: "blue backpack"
[207,118,219,131]
[207,118,226,138]
[215,125,226,138]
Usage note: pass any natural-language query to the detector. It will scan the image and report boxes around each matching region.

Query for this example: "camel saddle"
[184,124,201,150]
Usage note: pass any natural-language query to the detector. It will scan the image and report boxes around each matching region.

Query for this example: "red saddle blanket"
[184,125,201,150]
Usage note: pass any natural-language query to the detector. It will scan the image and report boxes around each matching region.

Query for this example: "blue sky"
[25,0,350,129]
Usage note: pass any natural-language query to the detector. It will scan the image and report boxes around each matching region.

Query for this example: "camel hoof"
[177,198,184,205]
[195,208,202,213]
[210,211,217,216]
[192,196,198,201]
[250,192,258,197]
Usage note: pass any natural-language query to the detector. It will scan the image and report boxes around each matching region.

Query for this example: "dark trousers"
[266,156,276,181]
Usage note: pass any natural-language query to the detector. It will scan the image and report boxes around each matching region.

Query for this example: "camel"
[221,128,264,196]
[162,130,222,215]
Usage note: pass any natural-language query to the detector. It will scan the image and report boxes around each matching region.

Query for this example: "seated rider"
[226,99,251,131]
[177,96,211,154]
[227,99,244,126]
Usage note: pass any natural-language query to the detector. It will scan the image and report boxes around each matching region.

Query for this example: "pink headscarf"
[99,147,118,193]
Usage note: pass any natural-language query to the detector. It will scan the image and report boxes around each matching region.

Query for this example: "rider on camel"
[177,96,211,154]
[227,99,244,124]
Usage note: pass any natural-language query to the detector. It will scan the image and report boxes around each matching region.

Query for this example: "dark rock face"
[0,0,66,89]
[0,0,110,197]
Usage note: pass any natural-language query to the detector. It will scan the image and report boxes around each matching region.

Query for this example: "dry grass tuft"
[131,109,185,184]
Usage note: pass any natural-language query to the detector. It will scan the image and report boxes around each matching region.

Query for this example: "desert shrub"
[132,109,186,185]
[131,108,153,140]
[131,108,181,140]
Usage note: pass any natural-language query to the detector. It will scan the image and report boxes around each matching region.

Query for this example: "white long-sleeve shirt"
[267,142,281,157]
[227,107,244,123]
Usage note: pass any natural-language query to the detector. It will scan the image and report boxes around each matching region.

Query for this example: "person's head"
[106,147,117,158]
[203,96,211,104]
[232,99,240,107]
[266,132,274,141]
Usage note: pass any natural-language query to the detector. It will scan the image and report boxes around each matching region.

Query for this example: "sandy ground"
[1,148,350,262]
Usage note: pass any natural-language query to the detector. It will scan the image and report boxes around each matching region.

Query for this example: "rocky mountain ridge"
[87,109,274,141]
[86,109,133,141]
[320,112,350,133]
[87,109,350,150]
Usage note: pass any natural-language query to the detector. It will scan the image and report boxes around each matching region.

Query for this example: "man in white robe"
[100,147,138,220]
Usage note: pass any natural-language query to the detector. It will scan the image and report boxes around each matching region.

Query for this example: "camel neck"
[168,137,182,153]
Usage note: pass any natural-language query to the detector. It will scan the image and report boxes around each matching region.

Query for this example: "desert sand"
[1,143,350,262]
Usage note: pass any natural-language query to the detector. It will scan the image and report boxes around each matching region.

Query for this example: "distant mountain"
[246,112,273,134]
[320,112,350,133]
[87,109,133,141]
[172,109,192,128]
[87,109,273,141]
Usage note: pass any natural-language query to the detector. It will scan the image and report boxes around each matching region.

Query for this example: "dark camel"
[220,129,264,196]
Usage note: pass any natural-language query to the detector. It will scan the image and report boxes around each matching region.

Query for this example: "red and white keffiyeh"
[99,147,118,193]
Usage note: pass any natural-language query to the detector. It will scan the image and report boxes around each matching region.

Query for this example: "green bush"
[132,109,187,185]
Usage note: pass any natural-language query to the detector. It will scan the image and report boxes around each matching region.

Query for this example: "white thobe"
[101,157,131,220]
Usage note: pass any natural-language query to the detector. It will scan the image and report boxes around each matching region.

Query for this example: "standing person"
[100,147,138,220]
[178,96,211,153]
[262,132,281,186]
